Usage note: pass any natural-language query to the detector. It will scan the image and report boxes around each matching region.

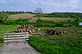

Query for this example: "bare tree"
[34,8,43,20]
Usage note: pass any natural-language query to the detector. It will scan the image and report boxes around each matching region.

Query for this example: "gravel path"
[0,42,41,54]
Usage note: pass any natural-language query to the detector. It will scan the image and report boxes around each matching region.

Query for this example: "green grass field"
[29,27,82,54]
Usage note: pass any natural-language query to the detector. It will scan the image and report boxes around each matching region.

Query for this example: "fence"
[4,32,29,44]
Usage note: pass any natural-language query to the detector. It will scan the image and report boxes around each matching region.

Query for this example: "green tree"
[0,12,9,23]
[74,18,80,26]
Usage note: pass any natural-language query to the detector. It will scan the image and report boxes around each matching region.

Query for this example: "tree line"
[0,11,33,15]
[43,12,82,18]
[0,11,82,19]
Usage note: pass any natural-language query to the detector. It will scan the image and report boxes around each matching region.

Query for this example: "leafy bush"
[0,12,9,23]
[0,38,3,43]
[4,19,29,25]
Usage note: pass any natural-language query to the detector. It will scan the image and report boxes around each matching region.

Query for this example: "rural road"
[0,42,41,54]
[0,32,41,54]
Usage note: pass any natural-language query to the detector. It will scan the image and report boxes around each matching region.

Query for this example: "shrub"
[4,19,29,25]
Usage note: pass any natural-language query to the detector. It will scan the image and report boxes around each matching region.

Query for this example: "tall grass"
[29,28,82,54]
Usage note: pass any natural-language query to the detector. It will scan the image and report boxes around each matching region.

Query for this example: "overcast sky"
[0,0,82,13]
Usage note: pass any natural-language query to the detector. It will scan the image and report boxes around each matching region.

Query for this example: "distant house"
[79,22,82,26]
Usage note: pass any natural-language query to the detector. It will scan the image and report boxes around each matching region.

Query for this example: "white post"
[25,32,27,44]
[7,34,8,45]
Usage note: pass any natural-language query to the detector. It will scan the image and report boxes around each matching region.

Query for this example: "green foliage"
[2,18,74,27]
[55,23,63,27]
[0,11,33,15]
[0,12,9,23]
[0,38,3,43]
[74,18,80,26]
[35,20,73,27]
[43,12,82,19]
[0,11,82,19]
[29,28,82,54]
[4,19,29,25]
